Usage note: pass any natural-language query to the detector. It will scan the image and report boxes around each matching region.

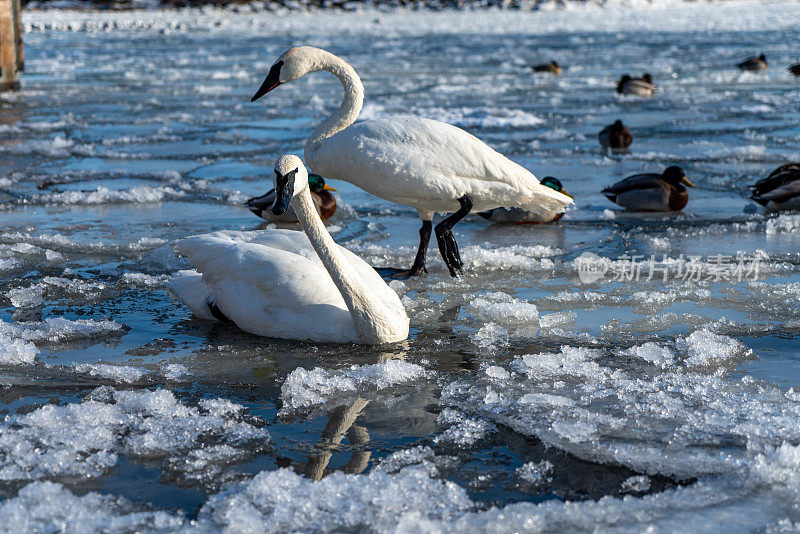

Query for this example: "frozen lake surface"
[1,1,800,530]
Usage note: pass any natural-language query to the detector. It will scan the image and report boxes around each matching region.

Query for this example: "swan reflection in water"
[279,398,372,481]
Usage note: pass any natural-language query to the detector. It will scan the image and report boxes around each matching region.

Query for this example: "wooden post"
[12,0,22,72]
[0,0,20,92]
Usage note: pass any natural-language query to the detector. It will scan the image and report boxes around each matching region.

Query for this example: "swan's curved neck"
[291,188,393,344]
[305,52,364,153]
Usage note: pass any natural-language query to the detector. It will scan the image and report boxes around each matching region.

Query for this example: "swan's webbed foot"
[375,265,427,280]
[435,195,473,278]
[374,220,432,280]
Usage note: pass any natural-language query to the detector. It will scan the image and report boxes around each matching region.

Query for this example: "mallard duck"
[532,61,562,75]
[616,74,656,97]
[602,166,694,212]
[478,177,572,223]
[789,64,800,76]
[246,173,336,223]
[738,54,767,71]
[750,163,800,210]
[599,120,633,150]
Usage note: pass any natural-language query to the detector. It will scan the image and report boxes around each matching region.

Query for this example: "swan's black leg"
[445,230,463,269]
[375,220,432,280]
[435,195,473,277]
[410,220,433,273]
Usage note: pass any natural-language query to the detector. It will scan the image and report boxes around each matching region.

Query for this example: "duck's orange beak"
[681,176,695,188]
[323,184,337,192]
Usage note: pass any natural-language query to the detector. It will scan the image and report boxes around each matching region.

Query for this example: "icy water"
[1,1,800,531]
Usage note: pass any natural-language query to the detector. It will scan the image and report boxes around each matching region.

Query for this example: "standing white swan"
[251,46,573,278]
[168,155,409,345]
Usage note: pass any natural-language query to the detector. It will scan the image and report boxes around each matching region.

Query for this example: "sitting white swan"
[251,46,573,278]
[168,155,409,345]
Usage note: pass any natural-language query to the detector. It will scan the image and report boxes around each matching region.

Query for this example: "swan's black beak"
[251,61,283,102]
[271,168,295,215]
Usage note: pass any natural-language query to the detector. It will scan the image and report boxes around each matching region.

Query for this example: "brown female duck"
[532,61,562,75]
[738,54,767,71]
[599,120,633,150]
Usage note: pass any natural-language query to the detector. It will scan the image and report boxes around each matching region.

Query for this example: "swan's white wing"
[206,230,404,318]
[167,270,217,321]
[308,116,572,216]
[202,230,402,313]
[175,231,358,343]
[210,229,319,261]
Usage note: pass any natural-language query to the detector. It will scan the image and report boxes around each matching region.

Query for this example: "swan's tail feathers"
[518,182,574,217]
[167,269,219,321]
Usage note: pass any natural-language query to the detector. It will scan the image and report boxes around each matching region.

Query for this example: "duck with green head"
[602,166,694,212]
[246,173,337,223]
[478,177,573,223]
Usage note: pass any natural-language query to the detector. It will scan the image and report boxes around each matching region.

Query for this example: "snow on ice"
[280,360,432,412]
